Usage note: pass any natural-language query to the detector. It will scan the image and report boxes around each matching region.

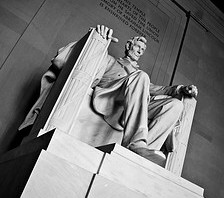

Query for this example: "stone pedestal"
[0,130,204,197]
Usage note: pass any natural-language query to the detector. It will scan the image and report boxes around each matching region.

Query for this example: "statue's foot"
[129,146,166,167]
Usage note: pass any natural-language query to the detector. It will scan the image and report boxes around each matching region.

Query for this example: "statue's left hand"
[180,85,198,98]
[96,25,119,43]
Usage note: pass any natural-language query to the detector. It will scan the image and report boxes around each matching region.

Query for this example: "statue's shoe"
[129,146,166,167]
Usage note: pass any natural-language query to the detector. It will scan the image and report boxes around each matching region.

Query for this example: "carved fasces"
[165,97,197,176]
[43,29,111,133]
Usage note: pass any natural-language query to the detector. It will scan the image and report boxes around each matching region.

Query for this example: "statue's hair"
[125,36,147,55]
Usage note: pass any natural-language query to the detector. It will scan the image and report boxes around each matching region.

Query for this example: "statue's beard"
[127,51,140,62]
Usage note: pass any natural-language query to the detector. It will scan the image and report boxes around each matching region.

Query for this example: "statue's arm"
[149,84,198,98]
[149,84,179,96]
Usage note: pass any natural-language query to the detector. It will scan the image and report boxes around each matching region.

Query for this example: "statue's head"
[125,36,147,62]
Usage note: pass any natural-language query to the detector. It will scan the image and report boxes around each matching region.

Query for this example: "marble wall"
[174,18,224,198]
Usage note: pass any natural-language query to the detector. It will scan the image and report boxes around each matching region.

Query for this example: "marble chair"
[21,28,196,175]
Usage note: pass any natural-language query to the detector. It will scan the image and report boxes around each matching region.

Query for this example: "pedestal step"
[97,143,204,198]
[88,175,147,198]
[43,128,104,173]
[21,150,147,198]
[21,150,93,197]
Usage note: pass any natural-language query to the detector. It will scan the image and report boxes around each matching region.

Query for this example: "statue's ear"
[125,41,131,51]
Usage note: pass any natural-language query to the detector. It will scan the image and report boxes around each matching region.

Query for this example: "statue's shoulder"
[107,54,116,62]
[104,54,117,67]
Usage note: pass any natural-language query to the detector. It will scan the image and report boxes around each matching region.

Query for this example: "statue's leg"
[127,95,183,166]
[121,71,150,148]
[147,98,184,150]
[120,71,183,166]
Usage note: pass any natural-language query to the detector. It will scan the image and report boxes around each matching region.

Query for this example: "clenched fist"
[179,85,198,98]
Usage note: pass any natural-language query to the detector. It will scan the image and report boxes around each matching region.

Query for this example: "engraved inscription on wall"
[99,0,160,43]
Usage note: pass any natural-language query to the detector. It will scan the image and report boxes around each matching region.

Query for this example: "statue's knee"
[137,71,150,83]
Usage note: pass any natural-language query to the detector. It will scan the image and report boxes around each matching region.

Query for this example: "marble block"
[21,150,94,198]
[98,151,204,198]
[97,143,204,196]
[88,175,148,198]
[44,129,105,173]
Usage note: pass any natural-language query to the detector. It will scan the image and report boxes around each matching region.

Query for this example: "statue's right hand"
[96,25,119,43]
[180,85,198,98]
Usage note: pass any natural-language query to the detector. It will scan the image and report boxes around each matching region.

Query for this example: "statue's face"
[127,40,146,62]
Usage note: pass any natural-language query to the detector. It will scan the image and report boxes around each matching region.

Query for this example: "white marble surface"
[99,152,204,198]
[21,150,94,198]
[45,129,104,173]
[88,175,148,198]
[110,143,204,196]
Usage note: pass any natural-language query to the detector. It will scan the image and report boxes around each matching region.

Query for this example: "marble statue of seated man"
[91,25,198,166]
[18,24,198,166]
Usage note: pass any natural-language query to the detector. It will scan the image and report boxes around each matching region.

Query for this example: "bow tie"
[117,57,139,68]
[117,58,139,74]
